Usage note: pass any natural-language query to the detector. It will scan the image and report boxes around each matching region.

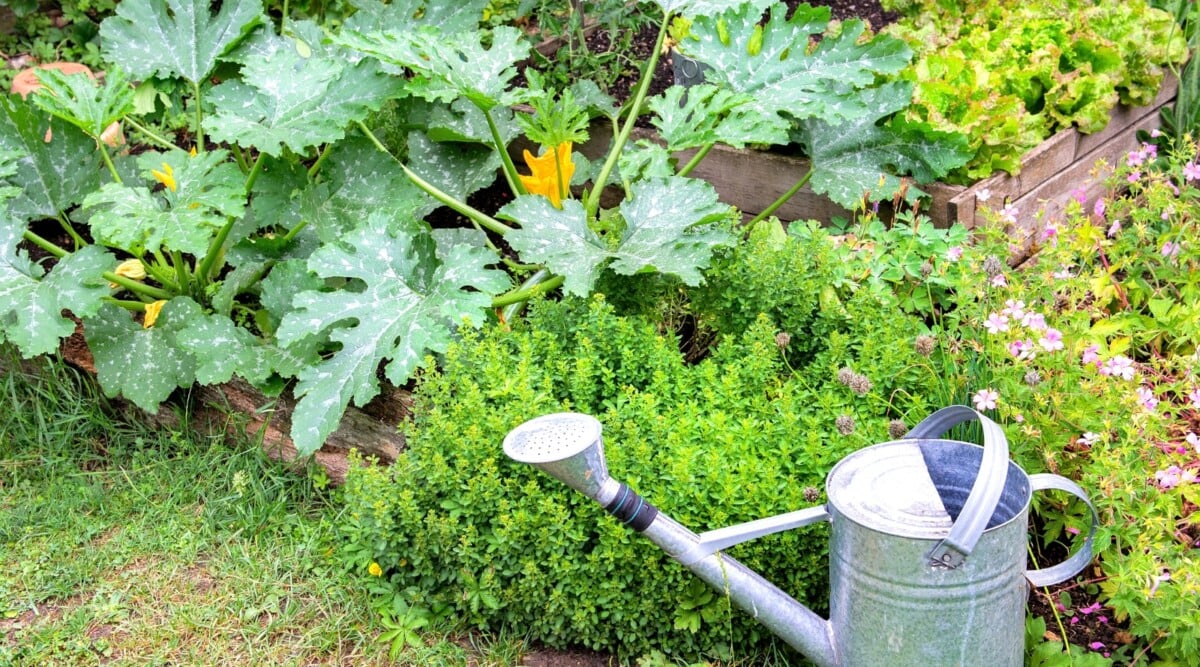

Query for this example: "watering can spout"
[503,413,839,667]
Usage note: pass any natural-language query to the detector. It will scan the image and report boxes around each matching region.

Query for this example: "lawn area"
[0,355,530,666]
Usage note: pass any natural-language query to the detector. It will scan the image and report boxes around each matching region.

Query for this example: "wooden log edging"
[55,331,408,485]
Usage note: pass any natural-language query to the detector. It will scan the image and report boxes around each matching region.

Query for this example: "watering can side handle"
[1024,473,1100,588]
[905,405,1010,568]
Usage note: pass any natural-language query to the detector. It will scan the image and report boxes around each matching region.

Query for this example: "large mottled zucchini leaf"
[84,301,198,411]
[276,214,509,455]
[0,213,113,357]
[797,83,972,209]
[682,3,911,126]
[174,306,274,385]
[336,26,528,112]
[82,149,245,256]
[649,84,790,150]
[0,97,102,221]
[500,177,734,296]
[405,132,501,204]
[30,67,134,141]
[343,0,487,34]
[296,136,433,244]
[654,0,770,18]
[207,22,403,157]
[99,0,262,84]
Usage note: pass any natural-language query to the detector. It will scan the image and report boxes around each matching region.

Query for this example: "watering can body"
[503,407,1097,667]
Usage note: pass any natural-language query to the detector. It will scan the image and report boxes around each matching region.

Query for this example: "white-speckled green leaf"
[649,84,789,150]
[343,0,487,34]
[275,215,508,455]
[175,310,270,385]
[30,67,134,140]
[798,83,972,209]
[99,0,262,83]
[83,149,244,256]
[296,137,432,244]
[338,26,528,111]
[0,221,113,357]
[207,26,403,157]
[405,131,500,203]
[683,4,911,125]
[0,97,102,221]
[608,177,733,282]
[84,301,198,412]
[653,0,769,19]
[498,198,609,297]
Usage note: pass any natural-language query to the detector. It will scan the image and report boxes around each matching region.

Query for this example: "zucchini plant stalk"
[584,14,669,219]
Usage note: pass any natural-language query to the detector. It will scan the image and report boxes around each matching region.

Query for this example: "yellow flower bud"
[151,162,177,192]
[368,562,383,577]
[143,300,167,329]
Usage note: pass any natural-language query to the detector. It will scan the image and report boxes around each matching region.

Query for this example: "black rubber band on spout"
[604,484,658,532]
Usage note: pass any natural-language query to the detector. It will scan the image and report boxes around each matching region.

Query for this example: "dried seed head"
[888,419,908,439]
[848,373,873,396]
[775,332,791,349]
[836,414,855,435]
[920,260,933,277]
[837,367,856,386]
[1024,370,1042,387]
[914,335,936,357]
[983,256,1005,278]
[803,486,820,503]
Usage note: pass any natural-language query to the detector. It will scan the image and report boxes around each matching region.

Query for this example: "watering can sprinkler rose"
[503,406,1097,666]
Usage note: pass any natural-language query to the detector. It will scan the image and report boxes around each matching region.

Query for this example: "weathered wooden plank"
[1076,73,1177,158]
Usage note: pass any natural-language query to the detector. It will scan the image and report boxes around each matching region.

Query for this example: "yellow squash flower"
[143,300,167,329]
[151,162,177,192]
[368,562,383,577]
[519,142,574,209]
[108,258,146,289]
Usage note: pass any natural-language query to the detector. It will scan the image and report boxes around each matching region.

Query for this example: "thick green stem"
[746,170,814,227]
[106,272,174,300]
[585,14,669,218]
[98,144,122,184]
[171,250,191,297]
[280,219,309,244]
[244,153,265,193]
[492,271,564,309]
[22,229,67,258]
[56,213,87,250]
[356,121,513,237]
[307,144,331,180]
[232,145,250,172]
[105,298,152,311]
[122,117,176,150]
[197,220,236,284]
[486,109,527,197]
[677,143,714,178]
[191,80,205,152]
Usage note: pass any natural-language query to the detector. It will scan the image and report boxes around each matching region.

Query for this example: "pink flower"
[1186,432,1199,453]
[1156,465,1183,489]
[1162,241,1181,258]
[1190,387,1200,409]
[1143,142,1158,158]
[1002,299,1026,319]
[1071,616,1079,625]
[1089,642,1105,651]
[1093,197,1106,219]
[1038,328,1064,352]
[990,274,1008,287]
[1070,186,1087,204]
[972,388,999,411]
[1041,224,1059,244]
[1066,526,1080,535]
[1008,339,1036,360]
[946,245,963,262]
[984,312,1010,334]
[1052,266,1074,280]
[1079,602,1102,615]
[1184,161,1200,182]
[1127,171,1141,183]
[1101,355,1135,380]
[1000,203,1019,224]
[1081,344,1101,366]
[1136,386,1159,411]
[1149,571,1171,596]
[1107,220,1121,237]
[1022,311,1047,332]
[1126,150,1145,167]
[1078,432,1100,446]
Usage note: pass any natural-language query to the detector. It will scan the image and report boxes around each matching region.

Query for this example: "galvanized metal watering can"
[503,406,1097,666]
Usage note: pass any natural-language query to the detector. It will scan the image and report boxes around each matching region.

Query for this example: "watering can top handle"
[905,405,1010,569]
[1025,473,1099,587]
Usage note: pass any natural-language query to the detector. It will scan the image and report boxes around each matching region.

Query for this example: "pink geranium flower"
[1038,328,1064,352]
[1184,161,1200,182]
[972,388,999,411]
[984,312,1009,334]
[1136,386,1159,411]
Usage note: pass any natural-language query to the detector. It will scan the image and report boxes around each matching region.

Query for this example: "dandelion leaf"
[99,0,262,84]
[276,214,508,455]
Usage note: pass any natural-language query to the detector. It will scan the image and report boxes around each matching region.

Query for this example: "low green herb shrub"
[884,0,1188,182]
[339,290,943,660]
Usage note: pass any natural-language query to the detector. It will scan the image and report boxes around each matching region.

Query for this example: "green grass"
[0,353,535,666]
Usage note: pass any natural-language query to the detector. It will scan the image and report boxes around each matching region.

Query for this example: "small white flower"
[1077,432,1100,446]
[972,388,999,411]
[977,188,992,202]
